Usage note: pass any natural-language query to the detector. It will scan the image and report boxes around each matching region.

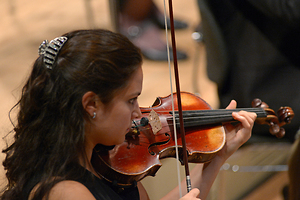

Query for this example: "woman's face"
[87,66,143,147]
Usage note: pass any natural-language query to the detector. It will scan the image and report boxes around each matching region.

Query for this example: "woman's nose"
[132,104,142,119]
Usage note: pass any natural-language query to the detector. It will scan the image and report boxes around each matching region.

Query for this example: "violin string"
[172,109,267,127]
[163,0,182,197]
[152,107,267,115]
[172,109,266,118]
[176,108,265,114]
[134,108,267,128]
[181,108,266,114]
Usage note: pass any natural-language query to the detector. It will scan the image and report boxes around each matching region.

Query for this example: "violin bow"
[163,0,192,194]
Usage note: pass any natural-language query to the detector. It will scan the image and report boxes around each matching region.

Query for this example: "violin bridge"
[148,110,162,135]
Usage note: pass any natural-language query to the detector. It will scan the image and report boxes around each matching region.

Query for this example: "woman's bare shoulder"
[29,180,96,200]
[48,180,96,200]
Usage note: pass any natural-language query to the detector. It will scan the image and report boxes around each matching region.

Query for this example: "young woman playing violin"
[0,29,256,200]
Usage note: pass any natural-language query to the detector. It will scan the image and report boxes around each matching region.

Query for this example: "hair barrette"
[38,36,68,69]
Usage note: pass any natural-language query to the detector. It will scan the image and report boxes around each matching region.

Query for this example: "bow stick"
[163,0,192,194]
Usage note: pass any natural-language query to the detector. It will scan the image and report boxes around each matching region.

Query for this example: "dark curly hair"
[1,29,142,200]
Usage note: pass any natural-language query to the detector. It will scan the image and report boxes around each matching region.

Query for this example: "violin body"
[92,92,294,186]
[92,92,225,186]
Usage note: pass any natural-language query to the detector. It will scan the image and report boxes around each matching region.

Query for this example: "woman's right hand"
[179,188,201,200]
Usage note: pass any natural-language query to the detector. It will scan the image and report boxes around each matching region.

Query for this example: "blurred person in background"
[197,0,300,142]
[115,0,188,61]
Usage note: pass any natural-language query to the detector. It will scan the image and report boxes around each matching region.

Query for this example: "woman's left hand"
[216,100,257,161]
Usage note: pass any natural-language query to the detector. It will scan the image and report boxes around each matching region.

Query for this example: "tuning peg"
[251,98,269,108]
[269,122,280,135]
[275,128,285,138]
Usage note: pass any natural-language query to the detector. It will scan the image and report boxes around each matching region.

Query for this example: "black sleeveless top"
[23,166,140,200]
[75,168,140,200]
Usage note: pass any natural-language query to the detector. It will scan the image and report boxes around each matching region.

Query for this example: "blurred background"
[0,0,293,199]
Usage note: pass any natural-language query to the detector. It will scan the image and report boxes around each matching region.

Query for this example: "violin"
[92,91,294,187]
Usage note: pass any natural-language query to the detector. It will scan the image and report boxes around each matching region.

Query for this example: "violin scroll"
[251,98,294,138]
[277,106,294,124]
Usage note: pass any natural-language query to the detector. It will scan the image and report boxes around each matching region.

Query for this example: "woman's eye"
[129,97,137,104]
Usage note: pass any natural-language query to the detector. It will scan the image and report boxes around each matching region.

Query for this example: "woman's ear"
[82,91,99,117]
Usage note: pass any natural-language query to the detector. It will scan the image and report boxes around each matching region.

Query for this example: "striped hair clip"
[38,36,68,69]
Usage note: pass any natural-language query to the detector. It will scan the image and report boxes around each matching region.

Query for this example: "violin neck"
[172,108,267,128]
